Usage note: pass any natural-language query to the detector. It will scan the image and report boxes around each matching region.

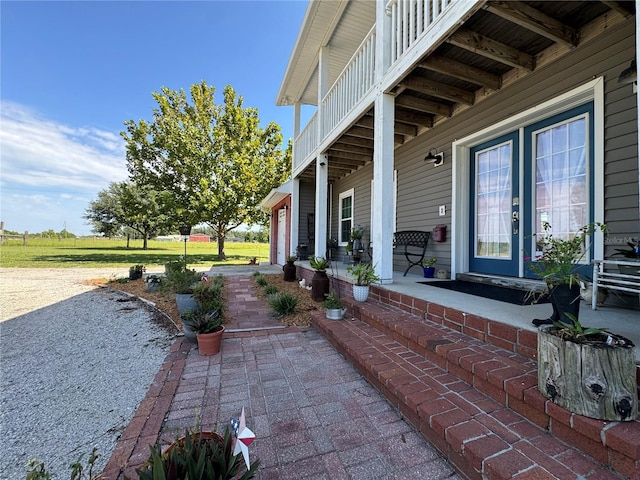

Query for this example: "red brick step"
[310,295,640,480]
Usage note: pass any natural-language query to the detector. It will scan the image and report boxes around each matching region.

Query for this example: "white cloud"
[0,101,129,234]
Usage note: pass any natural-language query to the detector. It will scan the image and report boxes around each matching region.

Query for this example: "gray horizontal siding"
[325,17,638,275]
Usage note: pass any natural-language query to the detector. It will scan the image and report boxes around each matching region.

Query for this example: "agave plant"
[136,426,259,480]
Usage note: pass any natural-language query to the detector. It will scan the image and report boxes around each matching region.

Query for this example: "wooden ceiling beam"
[448,29,535,70]
[330,142,373,155]
[399,76,475,105]
[329,150,371,162]
[395,94,453,117]
[345,126,404,144]
[326,163,356,172]
[395,107,434,128]
[486,1,578,48]
[346,126,374,139]
[356,114,418,137]
[336,135,375,148]
[600,0,634,18]
[419,55,501,90]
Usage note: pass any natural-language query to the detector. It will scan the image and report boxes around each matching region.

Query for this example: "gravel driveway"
[0,268,177,479]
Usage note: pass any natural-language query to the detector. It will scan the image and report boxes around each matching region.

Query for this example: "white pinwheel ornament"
[230,406,255,469]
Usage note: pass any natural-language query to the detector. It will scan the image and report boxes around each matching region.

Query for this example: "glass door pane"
[475,142,512,259]
[534,116,587,258]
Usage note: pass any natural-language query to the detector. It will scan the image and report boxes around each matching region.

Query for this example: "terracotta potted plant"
[321,291,346,320]
[309,256,330,302]
[137,424,259,480]
[346,263,380,302]
[183,310,224,356]
[421,257,437,278]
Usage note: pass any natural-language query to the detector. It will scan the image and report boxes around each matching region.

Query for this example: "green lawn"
[0,237,270,268]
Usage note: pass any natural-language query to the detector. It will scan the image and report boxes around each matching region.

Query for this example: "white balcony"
[292,0,472,175]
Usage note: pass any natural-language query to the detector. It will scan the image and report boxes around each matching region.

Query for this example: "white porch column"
[371,0,394,283]
[315,153,328,257]
[315,46,330,258]
[293,102,301,139]
[291,102,302,257]
[291,178,300,257]
[372,94,395,284]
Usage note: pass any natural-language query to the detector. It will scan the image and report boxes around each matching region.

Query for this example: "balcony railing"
[321,27,376,139]
[293,111,317,173]
[386,0,454,64]
[294,1,462,173]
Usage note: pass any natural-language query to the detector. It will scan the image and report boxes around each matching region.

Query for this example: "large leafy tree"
[122,82,290,258]
[84,181,167,249]
[84,184,124,238]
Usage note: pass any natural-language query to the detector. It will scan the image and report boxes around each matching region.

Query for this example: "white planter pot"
[325,308,347,320]
[353,285,370,302]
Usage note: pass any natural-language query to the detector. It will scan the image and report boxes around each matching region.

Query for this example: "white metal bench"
[591,259,640,309]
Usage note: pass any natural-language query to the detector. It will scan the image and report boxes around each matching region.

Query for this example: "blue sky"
[1,0,308,235]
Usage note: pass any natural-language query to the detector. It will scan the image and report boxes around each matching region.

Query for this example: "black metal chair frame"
[393,231,431,276]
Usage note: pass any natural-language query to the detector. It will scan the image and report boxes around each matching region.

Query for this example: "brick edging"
[101,337,192,480]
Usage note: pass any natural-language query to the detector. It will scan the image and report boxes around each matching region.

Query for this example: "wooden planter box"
[537,326,638,421]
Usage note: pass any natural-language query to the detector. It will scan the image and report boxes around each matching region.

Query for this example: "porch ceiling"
[297,0,635,184]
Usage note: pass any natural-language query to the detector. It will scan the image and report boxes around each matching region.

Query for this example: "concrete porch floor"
[300,260,640,363]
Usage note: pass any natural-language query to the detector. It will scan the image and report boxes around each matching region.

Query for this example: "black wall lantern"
[618,58,637,93]
[424,148,444,167]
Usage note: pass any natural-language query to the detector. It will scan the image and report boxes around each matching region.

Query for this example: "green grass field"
[0,237,270,268]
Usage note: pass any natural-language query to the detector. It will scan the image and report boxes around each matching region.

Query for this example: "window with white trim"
[338,188,354,245]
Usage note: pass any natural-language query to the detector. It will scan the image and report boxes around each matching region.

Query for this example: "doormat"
[419,280,550,306]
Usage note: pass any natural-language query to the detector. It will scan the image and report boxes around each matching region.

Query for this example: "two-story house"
[264,0,638,288]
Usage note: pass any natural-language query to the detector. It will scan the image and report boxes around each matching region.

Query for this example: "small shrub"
[255,275,268,286]
[264,285,278,295]
[25,448,101,480]
[251,270,262,277]
[267,293,298,316]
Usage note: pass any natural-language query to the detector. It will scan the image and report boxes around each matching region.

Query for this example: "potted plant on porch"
[421,257,437,278]
[283,255,297,282]
[346,262,380,302]
[321,291,346,320]
[309,256,330,302]
[529,222,606,327]
[529,222,637,421]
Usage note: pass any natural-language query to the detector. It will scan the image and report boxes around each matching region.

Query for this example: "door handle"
[512,211,519,234]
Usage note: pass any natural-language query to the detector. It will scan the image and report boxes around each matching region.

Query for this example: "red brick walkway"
[101,275,459,480]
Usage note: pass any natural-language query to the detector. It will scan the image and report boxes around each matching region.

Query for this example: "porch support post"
[315,46,330,258]
[293,102,301,139]
[372,93,395,284]
[291,102,301,257]
[371,0,394,284]
[315,154,328,258]
[291,178,300,257]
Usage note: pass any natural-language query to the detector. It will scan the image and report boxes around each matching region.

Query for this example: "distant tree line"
[84,81,290,255]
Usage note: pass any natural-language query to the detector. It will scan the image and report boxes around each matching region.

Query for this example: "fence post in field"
[24,231,28,246]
